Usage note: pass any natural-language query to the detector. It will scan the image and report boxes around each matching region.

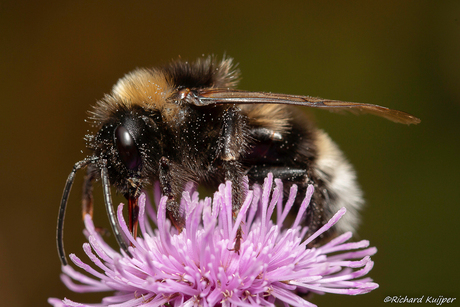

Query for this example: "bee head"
[86,104,164,195]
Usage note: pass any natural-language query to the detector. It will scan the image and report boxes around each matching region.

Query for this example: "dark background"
[1,1,459,306]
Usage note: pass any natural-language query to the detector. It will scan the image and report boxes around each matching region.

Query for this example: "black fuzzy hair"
[162,56,240,89]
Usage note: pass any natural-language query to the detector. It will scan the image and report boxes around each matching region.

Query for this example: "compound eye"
[114,125,141,171]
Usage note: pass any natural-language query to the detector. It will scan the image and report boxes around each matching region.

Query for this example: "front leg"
[159,156,185,232]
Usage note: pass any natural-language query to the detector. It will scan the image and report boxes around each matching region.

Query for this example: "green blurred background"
[1,1,459,306]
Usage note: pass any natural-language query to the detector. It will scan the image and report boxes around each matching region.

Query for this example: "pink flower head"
[49,174,378,306]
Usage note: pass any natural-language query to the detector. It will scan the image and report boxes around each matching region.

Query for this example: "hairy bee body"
[57,57,419,265]
[87,59,362,242]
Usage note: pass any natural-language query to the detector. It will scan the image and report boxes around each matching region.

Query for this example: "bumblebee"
[57,57,420,265]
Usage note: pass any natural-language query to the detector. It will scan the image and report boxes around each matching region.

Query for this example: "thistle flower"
[49,174,378,307]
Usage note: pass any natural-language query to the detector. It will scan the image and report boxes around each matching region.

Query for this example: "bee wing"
[188,89,420,125]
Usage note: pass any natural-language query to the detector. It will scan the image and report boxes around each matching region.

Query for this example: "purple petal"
[51,174,378,307]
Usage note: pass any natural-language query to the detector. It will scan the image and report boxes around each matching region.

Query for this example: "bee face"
[87,104,167,195]
[57,56,420,266]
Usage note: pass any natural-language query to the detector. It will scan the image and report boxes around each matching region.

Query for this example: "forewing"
[185,89,420,125]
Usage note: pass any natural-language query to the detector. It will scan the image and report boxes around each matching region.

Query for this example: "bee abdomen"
[313,130,364,234]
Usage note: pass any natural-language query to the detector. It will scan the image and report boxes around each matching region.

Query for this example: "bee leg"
[82,166,111,237]
[219,107,247,208]
[159,157,185,232]
[228,225,243,255]
[219,107,248,252]
[246,166,307,182]
[223,160,246,253]
[222,159,246,253]
[101,165,132,258]
[247,165,334,246]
